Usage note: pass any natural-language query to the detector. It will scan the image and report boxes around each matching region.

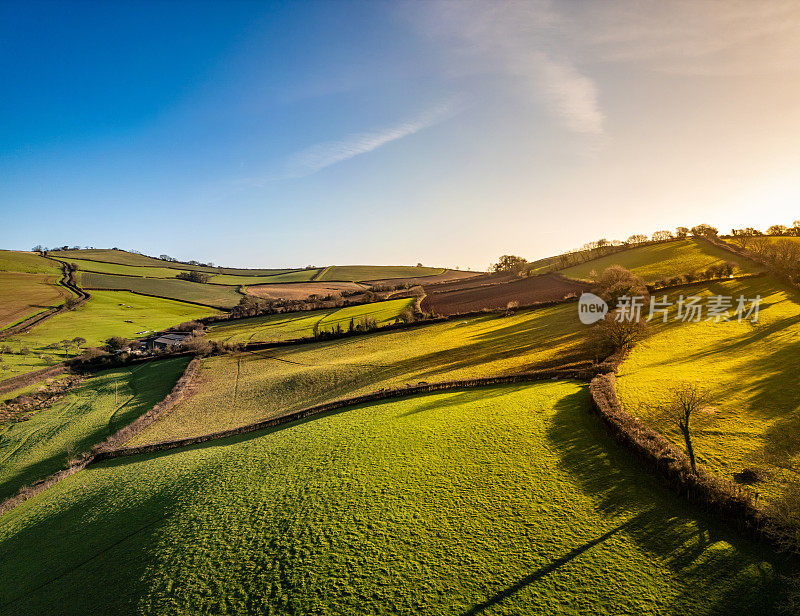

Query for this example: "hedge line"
[588,372,796,551]
[91,368,599,463]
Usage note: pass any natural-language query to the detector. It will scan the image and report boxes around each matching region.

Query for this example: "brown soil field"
[364,269,480,287]
[420,273,590,316]
[0,272,68,329]
[245,281,366,301]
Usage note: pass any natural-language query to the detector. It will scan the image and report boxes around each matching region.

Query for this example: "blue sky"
[3,1,800,270]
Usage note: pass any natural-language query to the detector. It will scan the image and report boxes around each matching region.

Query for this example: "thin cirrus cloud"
[416,0,605,136]
[278,102,454,181]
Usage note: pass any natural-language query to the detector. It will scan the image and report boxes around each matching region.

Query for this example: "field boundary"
[91,366,605,464]
[0,364,71,395]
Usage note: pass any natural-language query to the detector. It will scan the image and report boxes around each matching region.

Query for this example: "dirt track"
[421,273,590,316]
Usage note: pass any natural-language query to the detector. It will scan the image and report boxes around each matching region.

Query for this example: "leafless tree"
[664,383,712,474]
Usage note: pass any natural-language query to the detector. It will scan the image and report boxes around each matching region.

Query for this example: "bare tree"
[664,383,712,474]
[589,314,649,358]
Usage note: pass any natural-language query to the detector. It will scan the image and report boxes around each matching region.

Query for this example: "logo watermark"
[578,294,761,324]
[578,293,609,325]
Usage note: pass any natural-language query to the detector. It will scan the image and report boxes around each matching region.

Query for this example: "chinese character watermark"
[578,293,761,324]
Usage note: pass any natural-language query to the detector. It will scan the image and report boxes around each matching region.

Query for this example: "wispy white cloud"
[416,0,605,136]
[237,102,454,186]
[286,102,453,177]
[575,0,800,76]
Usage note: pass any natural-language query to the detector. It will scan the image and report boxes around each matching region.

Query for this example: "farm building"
[144,332,192,351]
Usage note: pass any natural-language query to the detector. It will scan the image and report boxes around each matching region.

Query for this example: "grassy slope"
[0,358,189,500]
[48,249,297,276]
[57,256,316,286]
[0,383,789,615]
[616,276,800,502]
[0,251,67,329]
[0,291,220,377]
[56,258,191,279]
[0,251,62,275]
[79,272,241,308]
[0,273,67,329]
[560,239,759,282]
[137,302,589,442]
[205,298,415,344]
[317,265,446,282]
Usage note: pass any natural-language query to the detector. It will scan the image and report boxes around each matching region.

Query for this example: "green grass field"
[137,301,589,443]
[205,298,414,345]
[560,239,760,282]
[316,265,446,282]
[615,276,800,503]
[79,272,242,308]
[0,291,220,378]
[0,382,789,615]
[0,251,62,275]
[0,358,188,501]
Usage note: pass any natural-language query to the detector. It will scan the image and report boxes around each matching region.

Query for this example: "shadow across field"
[544,391,794,616]
[460,519,632,615]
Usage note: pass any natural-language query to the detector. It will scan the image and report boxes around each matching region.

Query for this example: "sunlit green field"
[0,358,188,500]
[0,291,220,378]
[205,298,415,344]
[0,382,789,615]
[136,302,589,443]
[616,276,800,502]
[316,265,445,281]
[560,239,759,282]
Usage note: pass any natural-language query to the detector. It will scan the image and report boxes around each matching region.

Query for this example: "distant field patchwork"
[79,272,241,308]
[0,291,220,378]
[316,265,446,282]
[49,249,302,276]
[205,298,414,345]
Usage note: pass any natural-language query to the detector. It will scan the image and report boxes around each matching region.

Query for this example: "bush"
[105,336,128,352]
[176,271,210,283]
[594,266,649,307]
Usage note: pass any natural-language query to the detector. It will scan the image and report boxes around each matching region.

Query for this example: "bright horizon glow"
[2,1,800,271]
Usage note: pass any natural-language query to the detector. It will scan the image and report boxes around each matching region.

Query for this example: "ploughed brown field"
[421,273,590,316]
[245,281,366,300]
[364,269,479,287]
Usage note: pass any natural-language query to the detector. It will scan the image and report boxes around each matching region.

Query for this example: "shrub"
[176,271,210,283]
